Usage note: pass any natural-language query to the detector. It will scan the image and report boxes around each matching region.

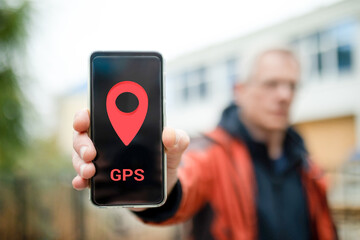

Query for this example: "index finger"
[73,108,90,133]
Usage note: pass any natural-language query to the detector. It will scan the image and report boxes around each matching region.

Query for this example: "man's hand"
[72,108,190,200]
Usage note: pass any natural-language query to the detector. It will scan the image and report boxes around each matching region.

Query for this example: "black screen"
[90,52,164,206]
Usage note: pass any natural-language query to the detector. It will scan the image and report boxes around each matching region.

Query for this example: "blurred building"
[166,0,360,172]
[58,0,360,238]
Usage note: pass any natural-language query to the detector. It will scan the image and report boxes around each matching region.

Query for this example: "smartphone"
[89,51,166,207]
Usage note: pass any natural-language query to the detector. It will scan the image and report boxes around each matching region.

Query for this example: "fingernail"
[80,164,86,178]
[80,146,88,159]
[82,108,89,115]
[175,130,181,145]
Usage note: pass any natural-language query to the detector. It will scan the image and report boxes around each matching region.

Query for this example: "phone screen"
[90,52,165,206]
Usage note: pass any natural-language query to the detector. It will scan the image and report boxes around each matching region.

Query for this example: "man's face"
[236,52,300,131]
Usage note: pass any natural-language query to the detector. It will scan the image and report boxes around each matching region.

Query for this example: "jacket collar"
[218,103,309,171]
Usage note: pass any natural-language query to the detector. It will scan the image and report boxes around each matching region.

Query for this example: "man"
[72,48,337,239]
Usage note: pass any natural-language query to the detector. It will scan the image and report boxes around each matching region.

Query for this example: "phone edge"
[88,51,167,208]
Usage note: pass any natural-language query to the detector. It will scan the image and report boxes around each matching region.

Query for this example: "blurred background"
[1,0,360,239]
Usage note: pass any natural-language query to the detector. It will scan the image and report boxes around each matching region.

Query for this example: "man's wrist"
[131,179,183,223]
[167,169,178,196]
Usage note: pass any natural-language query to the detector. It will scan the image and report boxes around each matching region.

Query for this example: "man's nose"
[277,83,293,101]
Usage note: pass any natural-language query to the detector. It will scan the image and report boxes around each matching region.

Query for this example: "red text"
[110,169,144,181]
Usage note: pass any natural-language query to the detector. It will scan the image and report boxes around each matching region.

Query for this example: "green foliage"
[0,68,26,170]
[0,2,78,239]
[0,1,29,47]
[0,0,30,171]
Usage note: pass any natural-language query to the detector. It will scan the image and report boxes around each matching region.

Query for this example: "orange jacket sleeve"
[132,147,214,225]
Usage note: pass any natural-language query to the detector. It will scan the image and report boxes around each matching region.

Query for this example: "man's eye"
[265,81,277,88]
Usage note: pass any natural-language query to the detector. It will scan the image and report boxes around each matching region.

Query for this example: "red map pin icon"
[106,81,148,146]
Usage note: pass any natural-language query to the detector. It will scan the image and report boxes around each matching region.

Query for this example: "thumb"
[162,127,190,170]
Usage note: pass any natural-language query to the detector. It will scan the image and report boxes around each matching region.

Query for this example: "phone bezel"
[88,51,167,208]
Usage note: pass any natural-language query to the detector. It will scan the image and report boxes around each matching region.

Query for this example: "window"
[337,45,352,72]
[226,58,237,87]
[335,20,356,73]
[181,72,189,102]
[303,32,321,77]
[198,67,207,98]
[291,19,357,80]
[179,67,208,103]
